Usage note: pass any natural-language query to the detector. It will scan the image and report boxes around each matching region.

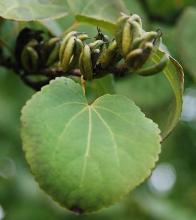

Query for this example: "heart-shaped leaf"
[21,77,161,213]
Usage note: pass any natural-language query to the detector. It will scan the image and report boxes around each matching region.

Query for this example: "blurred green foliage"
[1,1,196,220]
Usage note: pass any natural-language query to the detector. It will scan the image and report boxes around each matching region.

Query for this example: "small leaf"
[150,49,184,139]
[21,77,161,213]
[0,0,68,21]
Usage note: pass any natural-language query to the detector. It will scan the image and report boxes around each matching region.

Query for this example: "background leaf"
[175,7,196,82]
[0,0,68,21]
[21,77,161,213]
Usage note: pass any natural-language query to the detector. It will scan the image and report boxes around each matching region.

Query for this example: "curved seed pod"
[136,53,169,76]
[130,20,142,40]
[125,48,143,68]
[77,33,89,41]
[122,20,133,56]
[139,40,154,51]
[132,31,158,50]
[98,40,118,68]
[21,46,39,73]
[26,39,39,47]
[115,14,129,54]
[46,43,60,67]
[132,42,153,69]
[79,45,93,80]
[59,31,77,61]
[69,38,84,69]
[89,40,104,50]
[130,14,142,27]
[60,36,76,72]
[59,32,89,61]
[44,37,60,51]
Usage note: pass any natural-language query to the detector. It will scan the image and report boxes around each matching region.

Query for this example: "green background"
[1,0,196,219]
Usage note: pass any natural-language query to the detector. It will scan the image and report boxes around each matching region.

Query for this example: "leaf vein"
[53,106,88,160]
[79,107,92,186]
[92,107,120,167]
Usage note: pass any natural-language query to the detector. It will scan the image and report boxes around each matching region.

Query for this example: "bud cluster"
[15,13,169,84]
[15,28,60,74]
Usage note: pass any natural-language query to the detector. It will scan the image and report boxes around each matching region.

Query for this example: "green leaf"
[0,0,68,21]
[175,7,196,81]
[74,0,149,33]
[0,0,124,30]
[21,77,161,213]
[150,50,184,139]
[147,0,196,16]
[114,49,183,140]
[114,72,172,111]
[75,14,116,34]
[69,0,125,33]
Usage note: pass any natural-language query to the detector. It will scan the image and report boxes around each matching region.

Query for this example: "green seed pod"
[44,37,60,51]
[26,39,39,47]
[130,20,142,41]
[60,36,76,72]
[132,42,153,69]
[89,40,104,50]
[59,32,89,62]
[59,31,77,61]
[136,53,169,76]
[46,43,60,67]
[115,14,129,55]
[132,31,158,50]
[77,33,89,41]
[98,40,118,68]
[21,46,39,73]
[125,48,143,68]
[79,45,93,80]
[122,20,133,56]
[69,38,84,69]
[130,14,142,27]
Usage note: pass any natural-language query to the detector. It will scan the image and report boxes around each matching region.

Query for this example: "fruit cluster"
[16,13,169,82]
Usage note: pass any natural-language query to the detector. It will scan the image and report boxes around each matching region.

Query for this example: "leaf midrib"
[52,98,123,186]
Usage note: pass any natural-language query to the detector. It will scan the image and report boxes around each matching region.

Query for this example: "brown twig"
[16,63,131,91]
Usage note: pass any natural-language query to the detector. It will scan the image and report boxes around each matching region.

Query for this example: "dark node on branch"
[70,205,84,215]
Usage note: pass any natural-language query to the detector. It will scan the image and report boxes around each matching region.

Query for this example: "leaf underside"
[21,77,161,213]
[150,49,184,139]
[0,0,68,20]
